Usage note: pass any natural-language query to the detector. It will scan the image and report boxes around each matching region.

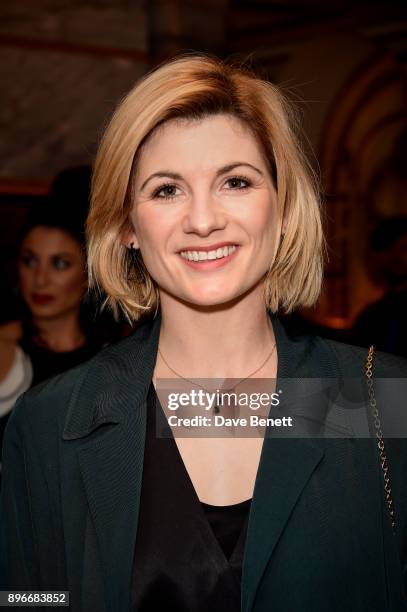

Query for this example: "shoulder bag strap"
[365,345,396,532]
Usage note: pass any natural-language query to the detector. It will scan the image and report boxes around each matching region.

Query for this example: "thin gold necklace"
[157,339,277,414]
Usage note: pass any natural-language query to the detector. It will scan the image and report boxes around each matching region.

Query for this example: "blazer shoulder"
[313,336,407,378]
[14,330,144,412]
[7,325,156,440]
[6,356,93,438]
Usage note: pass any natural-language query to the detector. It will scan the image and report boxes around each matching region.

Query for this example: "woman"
[0,201,104,487]
[2,55,407,611]
[0,167,104,390]
[17,206,95,383]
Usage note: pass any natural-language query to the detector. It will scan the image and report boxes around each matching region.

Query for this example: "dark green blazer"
[1,313,407,611]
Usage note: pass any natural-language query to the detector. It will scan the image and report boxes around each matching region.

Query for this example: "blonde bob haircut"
[87,54,324,322]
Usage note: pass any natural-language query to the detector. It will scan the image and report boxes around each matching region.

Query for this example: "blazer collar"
[62,311,318,440]
[63,311,335,440]
[62,312,161,440]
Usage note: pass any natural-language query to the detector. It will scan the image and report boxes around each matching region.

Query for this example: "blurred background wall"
[1,0,406,332]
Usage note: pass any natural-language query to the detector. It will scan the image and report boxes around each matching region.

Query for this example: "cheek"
[18,267,33,293]
[54,269,87,298]
[137,213,172,260]
[239,197,278,239]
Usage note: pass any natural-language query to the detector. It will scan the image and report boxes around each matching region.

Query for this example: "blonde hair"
[87,54,324,322]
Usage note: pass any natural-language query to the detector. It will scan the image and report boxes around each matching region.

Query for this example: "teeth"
[180,245,237,261]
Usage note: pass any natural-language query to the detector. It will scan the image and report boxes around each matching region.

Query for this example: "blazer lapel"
[241,316,331,612]
[62,314,162,612]
[77,411,146,612]
[242,436,324,612]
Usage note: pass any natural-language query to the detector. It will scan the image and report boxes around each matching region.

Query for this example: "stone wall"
[1,0,148,181]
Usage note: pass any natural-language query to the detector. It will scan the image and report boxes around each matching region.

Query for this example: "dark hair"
[20,166,92,249]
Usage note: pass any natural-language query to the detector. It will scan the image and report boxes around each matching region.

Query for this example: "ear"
[122,226,140,250]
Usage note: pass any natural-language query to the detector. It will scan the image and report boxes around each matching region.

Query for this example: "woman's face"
[18,226,87,321]
[129,114,282,308]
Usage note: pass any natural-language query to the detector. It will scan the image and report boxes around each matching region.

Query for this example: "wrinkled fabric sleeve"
[0,395,40,589]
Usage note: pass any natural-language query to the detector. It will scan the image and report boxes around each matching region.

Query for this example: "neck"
[156,285,277,379]
[32,310,85,353]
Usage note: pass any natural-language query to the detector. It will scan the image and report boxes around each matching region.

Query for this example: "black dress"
[131,383,252,611]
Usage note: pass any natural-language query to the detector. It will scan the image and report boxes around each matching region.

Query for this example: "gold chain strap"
[365,345,395,531]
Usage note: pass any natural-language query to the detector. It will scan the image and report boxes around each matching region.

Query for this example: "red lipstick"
[31,293,55,305]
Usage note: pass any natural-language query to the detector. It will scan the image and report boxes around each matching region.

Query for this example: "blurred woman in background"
[0,168,111,483]
[17,205,98,385]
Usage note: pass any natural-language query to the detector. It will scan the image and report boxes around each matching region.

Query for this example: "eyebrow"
[21,249,74,258]
[139,162,263,191]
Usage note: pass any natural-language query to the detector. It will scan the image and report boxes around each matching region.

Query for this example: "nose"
[33,262,51,288]
[181,192,226,236]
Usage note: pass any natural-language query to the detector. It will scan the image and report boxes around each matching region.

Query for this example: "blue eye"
[53,257,71,270]
[152,184,180,199]
[225,176,251,190]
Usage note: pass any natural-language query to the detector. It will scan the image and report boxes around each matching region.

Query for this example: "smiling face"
[18,226,87,321]
[128,114,282,309]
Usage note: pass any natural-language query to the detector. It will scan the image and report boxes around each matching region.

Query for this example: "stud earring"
[127,242,145,283]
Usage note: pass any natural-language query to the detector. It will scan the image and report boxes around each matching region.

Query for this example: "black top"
[20,337,102,387]
[131,383,252,611]
[201,499,252,560]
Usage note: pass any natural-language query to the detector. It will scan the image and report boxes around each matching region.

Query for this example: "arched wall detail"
[317,52,407,327]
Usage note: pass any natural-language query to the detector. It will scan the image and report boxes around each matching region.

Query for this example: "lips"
[178,245,239,270]
[31,293,55,305]
[177,241,238,253]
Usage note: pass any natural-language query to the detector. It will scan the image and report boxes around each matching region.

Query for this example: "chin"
[29,304,64,320]
[28,304,56,317]
[183,289,244,309]
[31,310,60,321]
[161,283,252,309]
